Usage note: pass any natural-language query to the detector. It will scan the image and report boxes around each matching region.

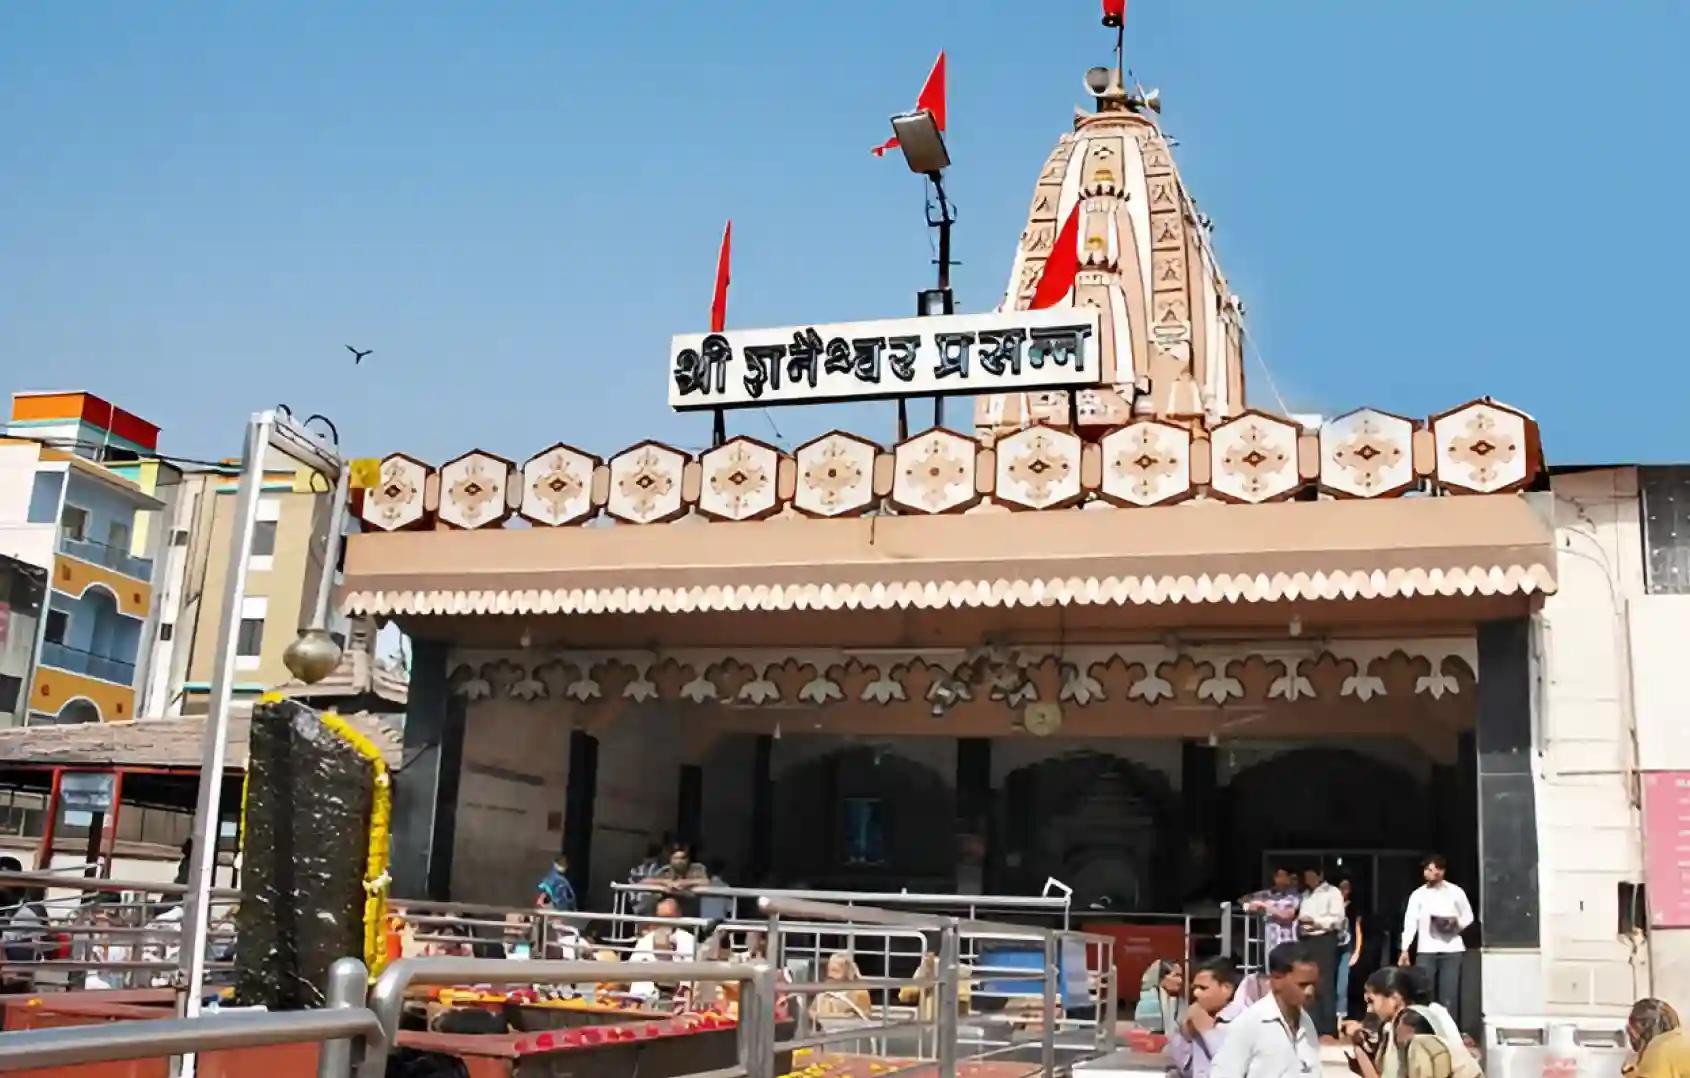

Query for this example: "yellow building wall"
[31,667,136,722]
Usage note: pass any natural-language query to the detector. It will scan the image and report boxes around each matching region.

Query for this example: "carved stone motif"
[1208,412,1302,503]
[891,429,979,514]
[1321,409,1416,499]
[1432,400,1535,494]
[445,638,1479,713]
[1099,421,1192,507]
[437,451,513,530]
[520,443,598,526]
[606,442,688,524]
[793,432,878,518]
[360,453,430,531]
[995,426,1083,510]
[698,437,781,522]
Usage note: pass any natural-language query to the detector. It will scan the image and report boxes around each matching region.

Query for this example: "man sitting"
[1168,958,1242,1078]
[629,896,697,1003]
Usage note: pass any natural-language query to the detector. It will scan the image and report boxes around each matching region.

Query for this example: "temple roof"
[978,79,1242,435]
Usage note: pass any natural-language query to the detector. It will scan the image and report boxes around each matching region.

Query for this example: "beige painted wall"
[449,698,573,907]
[1512,467,1651,1019]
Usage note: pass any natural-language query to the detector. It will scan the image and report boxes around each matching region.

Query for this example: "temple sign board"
[670,307,1102,411]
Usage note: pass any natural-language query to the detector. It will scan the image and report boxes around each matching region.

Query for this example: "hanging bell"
[283,627,343,685]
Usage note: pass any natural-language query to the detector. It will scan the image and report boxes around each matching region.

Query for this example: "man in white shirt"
[1211,943,1323,1078]
[1297,865,1346,1038]
[628,896,697,1003]
[1397,853,1474,1017]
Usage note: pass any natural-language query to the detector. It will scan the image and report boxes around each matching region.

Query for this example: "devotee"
[1241,865,1303,951]
[644,842,710,916]
[1343,967,1480,1078]
[629,896,697,1002]
[1627,998,1687,1078]
[628,840,665,914]
[1298,864,1347,1037]
[1167,957,1241,1078]
[1210,942,1322,1078]
[899,935,974,1020]
[1394,1010,1455,1078]
[1398,855,1473,1016]
[535,853,576,911]
[1135,959,1186,1032]
[1337,876,1364,1020]
[812,952,873,1023]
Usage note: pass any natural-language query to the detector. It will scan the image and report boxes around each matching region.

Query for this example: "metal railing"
[0,957,380,1078]
[0,870,239,990]
[355,956,779,1078]
[39,639,138,684]
[59,533,154,580]
[613,881,1073,929]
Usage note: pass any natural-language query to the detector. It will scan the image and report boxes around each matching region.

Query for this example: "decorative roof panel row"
[354,398,1542,533]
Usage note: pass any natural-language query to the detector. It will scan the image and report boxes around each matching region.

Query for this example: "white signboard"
[670,307,1101,411]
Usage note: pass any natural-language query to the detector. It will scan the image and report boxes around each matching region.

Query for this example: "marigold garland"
[318,709,393,979]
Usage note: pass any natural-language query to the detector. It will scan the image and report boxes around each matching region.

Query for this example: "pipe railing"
[356,956,779,1078]
[0,958,380,1078]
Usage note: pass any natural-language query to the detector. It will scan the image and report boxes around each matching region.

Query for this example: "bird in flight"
[346,345,373,365]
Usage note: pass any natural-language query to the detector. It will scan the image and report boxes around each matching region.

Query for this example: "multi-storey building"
[0,392,175,725]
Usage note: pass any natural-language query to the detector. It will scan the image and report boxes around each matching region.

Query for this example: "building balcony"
[40,641,136,686]
[58,535,153,581]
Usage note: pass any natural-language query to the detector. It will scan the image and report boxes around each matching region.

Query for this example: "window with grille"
[1642,467,1690,594]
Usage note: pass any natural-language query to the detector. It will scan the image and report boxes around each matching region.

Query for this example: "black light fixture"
[890,110,950,175]
[890,107,957,429]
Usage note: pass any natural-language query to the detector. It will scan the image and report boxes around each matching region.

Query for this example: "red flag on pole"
[1102,0,1126,28]
[709,220,732,332]
[1028,204,1081,310]
[872,51,947,158]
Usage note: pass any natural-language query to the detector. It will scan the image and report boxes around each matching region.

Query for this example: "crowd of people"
[1233,854,1472,1040]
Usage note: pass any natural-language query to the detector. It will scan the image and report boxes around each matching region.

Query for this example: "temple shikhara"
[340,11,1560,1032]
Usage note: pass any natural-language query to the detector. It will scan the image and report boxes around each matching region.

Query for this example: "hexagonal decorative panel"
[994,426,1083,510]
[1320,408,1417,498]
[437,450,514,530]
[359,453,431,531]
[793,431,878,518]
[1099,421,1192,507]
[606,441,688,524]
[698,437,782,522]
[1432,399,1535,494]
[1208,411,1302,503]
[520,443,599,526]
[891,428,980,514]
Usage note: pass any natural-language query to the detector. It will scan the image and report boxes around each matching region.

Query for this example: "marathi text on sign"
[669,308,1102,411]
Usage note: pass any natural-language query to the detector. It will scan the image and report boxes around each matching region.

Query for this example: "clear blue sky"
[3,3,1684,465]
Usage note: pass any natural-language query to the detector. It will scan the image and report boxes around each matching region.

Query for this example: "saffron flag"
[710,220,731,333]
[1028,204,1082,309]
[872,51,947,158]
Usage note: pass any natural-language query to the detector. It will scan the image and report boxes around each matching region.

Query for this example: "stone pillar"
[750,735,773,883]
[390,639,466,900]
[677,763,703,850]
[564,729,598,899]
[1181,740,1219,904]
[956,739,992,893]
[1473,617,1541,1028]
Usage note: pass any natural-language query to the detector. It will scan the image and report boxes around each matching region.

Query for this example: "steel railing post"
[319,957,369,1078]
[742,961,777,1078]
[936,918,959,1078]
[1041,934,1058,1076]
[1220,900,1234,960]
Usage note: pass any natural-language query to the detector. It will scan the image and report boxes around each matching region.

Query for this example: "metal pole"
[307,459,351,632]
[1220,900,1234,959]
[930,172,953,431]
[178,412,272,1031]
[936,919,959,1078]
[319,957,369,1078]
[1041,934,1058,1076]
[742,962,777,1078]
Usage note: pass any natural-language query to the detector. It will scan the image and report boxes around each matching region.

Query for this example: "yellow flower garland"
[319,709,393,979]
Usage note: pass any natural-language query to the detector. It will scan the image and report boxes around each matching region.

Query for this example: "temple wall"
[449,697,573,907]
[1513,468,1650,1017]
